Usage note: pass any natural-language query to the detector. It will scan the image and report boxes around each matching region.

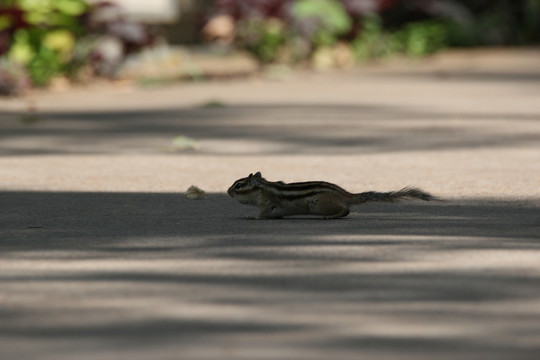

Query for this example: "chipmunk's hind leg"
[323,208,350,219]
[255,206,283,219]
[310,194,350,219]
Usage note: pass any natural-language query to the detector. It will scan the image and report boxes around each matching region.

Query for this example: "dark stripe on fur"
[234,188,254,195]
[266,180,349,195]
[273,191,322,200]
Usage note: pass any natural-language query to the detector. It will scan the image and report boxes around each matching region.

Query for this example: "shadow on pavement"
[381,70,540,83]
[2,191,539,250]
[1,191,539,359]
[1,103,539,156]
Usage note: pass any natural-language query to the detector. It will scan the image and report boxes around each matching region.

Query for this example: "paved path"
[1,49,540,359]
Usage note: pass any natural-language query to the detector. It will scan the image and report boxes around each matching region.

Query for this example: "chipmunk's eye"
[235,182,244,189]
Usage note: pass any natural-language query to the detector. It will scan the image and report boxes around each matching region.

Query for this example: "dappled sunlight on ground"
[1,51,539,359]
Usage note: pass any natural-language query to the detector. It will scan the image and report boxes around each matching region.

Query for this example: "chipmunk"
[228,172,436,219]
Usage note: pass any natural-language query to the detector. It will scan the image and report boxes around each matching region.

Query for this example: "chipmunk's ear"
[249,173,262,186]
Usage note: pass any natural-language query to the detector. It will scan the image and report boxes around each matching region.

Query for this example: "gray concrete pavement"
[1,49,540,359]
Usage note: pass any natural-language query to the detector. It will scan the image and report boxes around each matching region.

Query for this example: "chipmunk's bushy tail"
[352,187,436,204]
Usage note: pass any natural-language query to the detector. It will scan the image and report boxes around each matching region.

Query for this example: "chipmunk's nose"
[227,186,235,197]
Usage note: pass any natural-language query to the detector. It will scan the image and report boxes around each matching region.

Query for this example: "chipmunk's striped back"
[257,179,352,200]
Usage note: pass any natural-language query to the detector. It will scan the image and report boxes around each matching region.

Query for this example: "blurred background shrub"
[0,0,154,94]
[203,0,540,66]
[1,0,539,95]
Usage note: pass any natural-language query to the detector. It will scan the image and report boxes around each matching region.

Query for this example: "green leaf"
[19,0,53,13]
[28,46,61,86]
[8,30,35,65]
[293,0,352,35]
[9,42,35,64]
[171,135,200,151]
[43,29,75,62]
[0,15,13,31]
[24,11,49,26]
[52,0,87,16]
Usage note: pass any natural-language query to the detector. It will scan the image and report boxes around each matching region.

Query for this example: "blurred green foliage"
[237,18,286,63]
[400,21,448,57]
[1,0,87,86]
[352,15,395,60]
[1,0,154,93]
[208,0,540,66]
[292,0,352,47]
[353,16,447,60]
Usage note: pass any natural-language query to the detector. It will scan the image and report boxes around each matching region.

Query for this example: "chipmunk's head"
[228,172,264,205]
